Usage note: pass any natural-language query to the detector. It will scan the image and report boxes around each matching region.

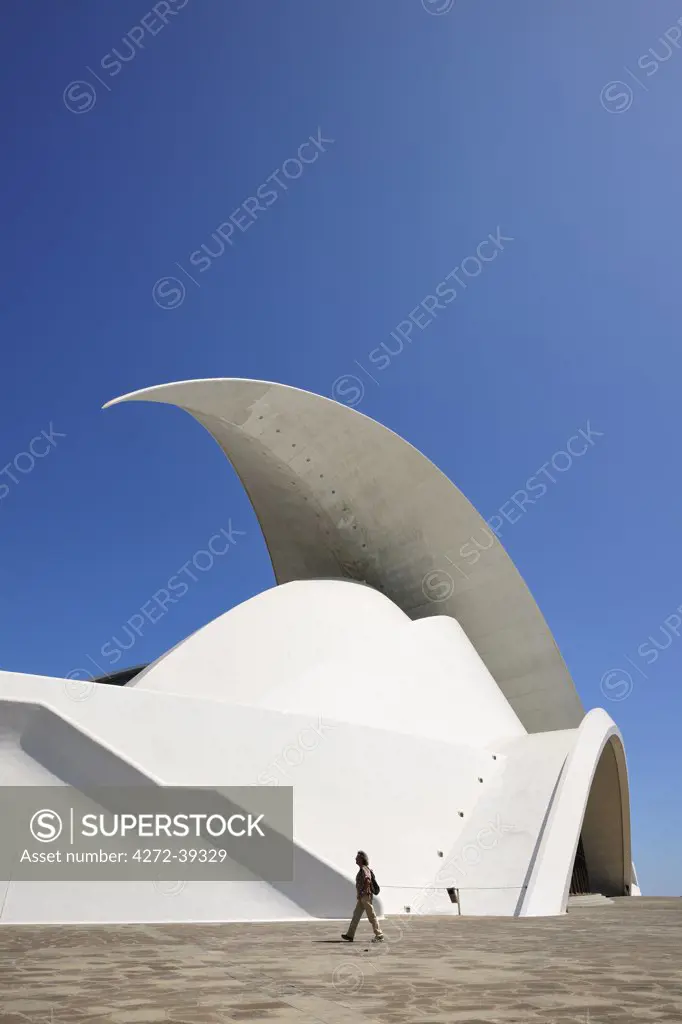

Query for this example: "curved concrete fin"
[105,378,584,733]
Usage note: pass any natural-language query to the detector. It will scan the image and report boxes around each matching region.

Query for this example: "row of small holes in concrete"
[445,755,497,830]
[255,424,371,551]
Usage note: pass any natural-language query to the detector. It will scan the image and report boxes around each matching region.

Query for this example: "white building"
[0,378,637,924]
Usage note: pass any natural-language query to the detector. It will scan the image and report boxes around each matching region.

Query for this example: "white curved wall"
[411,617,526,743]
[131,579,408,702]
[0,581,631,922]
[132,580,525,748]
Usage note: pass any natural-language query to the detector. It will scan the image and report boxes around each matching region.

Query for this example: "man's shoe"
[372,935,384,942]
[341,934,354,942]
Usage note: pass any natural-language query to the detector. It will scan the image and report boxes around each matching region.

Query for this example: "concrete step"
[568,893,615,908]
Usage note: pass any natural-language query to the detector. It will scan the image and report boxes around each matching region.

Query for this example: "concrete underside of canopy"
[106,378,585,734]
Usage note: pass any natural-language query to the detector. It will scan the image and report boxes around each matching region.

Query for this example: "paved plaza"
[0,898,680,1024]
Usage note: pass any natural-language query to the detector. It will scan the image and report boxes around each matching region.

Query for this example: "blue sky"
[2,0,681,895]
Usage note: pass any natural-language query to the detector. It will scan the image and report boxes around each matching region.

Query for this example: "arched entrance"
[578,735,630,897]
[521,710,632,916]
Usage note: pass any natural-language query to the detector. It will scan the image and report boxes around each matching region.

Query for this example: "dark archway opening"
[570,736,630,898]
[569,835,591,895]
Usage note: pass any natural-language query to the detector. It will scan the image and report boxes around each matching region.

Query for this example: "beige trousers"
[346,895,383,938]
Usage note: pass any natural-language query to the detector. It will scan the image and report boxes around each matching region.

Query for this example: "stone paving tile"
[0,898,681,1023]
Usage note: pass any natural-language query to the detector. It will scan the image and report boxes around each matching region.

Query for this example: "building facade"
[0,378,636,923]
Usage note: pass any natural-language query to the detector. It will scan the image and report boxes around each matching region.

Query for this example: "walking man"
[341,850,384,942]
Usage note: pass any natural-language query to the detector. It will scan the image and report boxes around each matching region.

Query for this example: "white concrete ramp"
[435,730,575,915]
